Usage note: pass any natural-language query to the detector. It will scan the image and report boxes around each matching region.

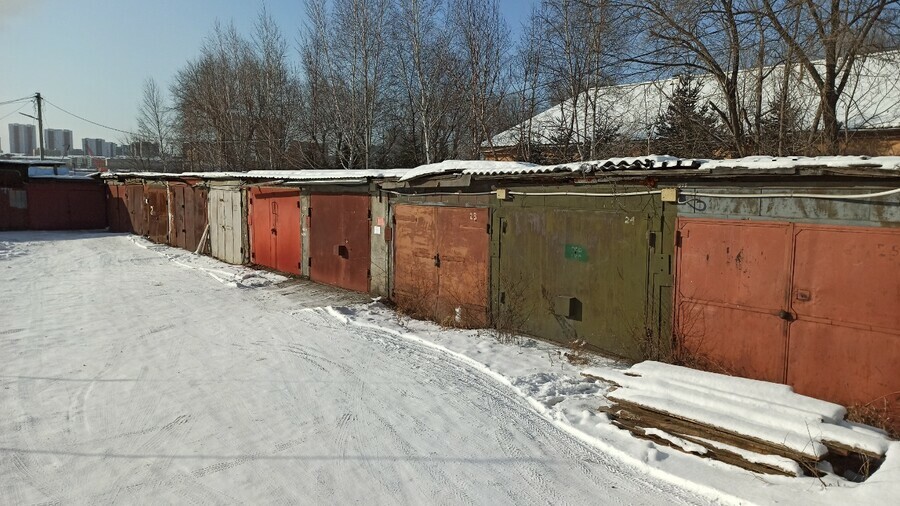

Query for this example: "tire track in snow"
[332,315,708,506]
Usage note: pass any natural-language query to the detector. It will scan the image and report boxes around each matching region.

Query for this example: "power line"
[0,102,31,122]
[0,96,33,107]
[42,98,139,136]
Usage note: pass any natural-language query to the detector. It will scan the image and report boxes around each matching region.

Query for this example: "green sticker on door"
[564,244,589,262]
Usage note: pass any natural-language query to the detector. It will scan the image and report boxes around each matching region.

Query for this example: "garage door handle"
[778,310,795,322]
[433,253,441,267]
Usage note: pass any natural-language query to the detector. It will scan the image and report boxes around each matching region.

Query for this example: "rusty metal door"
[106,184,130,232]
[435,207,490,327]
[786,225,900,414]
[393,204,490,327]
[144,185,169,243]
[125,183,145,235]
[675,218,900,416]
[309,194,371,292]
[393,205,439,319]
[249,187,302,275]
[675,219,793,382]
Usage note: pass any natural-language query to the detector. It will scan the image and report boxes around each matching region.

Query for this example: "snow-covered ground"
[1,231,897,505]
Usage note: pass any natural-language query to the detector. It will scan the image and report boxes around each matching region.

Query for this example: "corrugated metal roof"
[102,168,412,181]
[398,156,702,181]
[701,156,900,171]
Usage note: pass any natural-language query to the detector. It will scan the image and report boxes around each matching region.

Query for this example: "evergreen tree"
[653,74,722,158]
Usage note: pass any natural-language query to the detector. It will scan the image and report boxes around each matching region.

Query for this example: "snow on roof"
[398,160,540,181]
[102,168,412,181]
[491,51,900,148]
[399,156,699,181]
[701,155,900,171]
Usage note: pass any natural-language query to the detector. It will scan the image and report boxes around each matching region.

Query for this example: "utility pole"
[36,92,45,160]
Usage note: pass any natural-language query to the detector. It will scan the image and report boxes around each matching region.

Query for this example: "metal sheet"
[675,217,900,420]
[495,203,660,358]
[791,226,900,331]
[125,183,146,236]
[435,207,490,327]
[144,184,169,243]
[208,187,246,265]
[249,187,302,275]
[788,322,900,420]
[309,194,371,292]
[675,218,792,379]
[106,184,131,232]
[393,205,439,319]
[25,180,107,230]
[787,225,900,416]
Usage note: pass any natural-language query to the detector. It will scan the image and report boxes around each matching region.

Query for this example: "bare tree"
[756,0,900,153]
[620,0,759,156]
[135,77,173,170]
[449,0,511,159]
[392,0,456,164]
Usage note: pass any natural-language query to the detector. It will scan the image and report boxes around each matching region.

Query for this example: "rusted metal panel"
[393,204,439,319]
[0,187,28,230]
[675,218,794,380]
[249,187,302,275]
[675,217,900,420]
[435,207,490,327]
[168,182,209,252]
[788,322,900,420]
[106,184,131,232]
[392,204,490,328]
[791,226,900,331]
[208,186,247,265]
[25,180,107,230]
[124,183,146,235]
[787,225,900,416]
[144,184,169,243]
[309,193,371,292]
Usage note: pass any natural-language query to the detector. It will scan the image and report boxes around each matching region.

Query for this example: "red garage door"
[393,205,490,327]
[309,194,371,292]
[248,187,302,275]
[676,218,900,418]
[27,180,107,230]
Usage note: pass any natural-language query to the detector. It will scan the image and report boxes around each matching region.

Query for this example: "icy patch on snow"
[128,236,287,288]
[0,240,28,261]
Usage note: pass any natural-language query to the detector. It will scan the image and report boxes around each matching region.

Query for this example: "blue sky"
[0,0,533,151]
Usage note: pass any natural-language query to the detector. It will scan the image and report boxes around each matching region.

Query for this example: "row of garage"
[99,158,899,425]
[1,160,107,231]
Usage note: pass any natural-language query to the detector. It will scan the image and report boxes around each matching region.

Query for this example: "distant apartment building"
[44,128,74,155]
[82,138,117,158]
[8,123,36,154]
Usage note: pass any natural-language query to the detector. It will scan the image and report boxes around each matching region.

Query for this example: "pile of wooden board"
[583,362,891,480]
